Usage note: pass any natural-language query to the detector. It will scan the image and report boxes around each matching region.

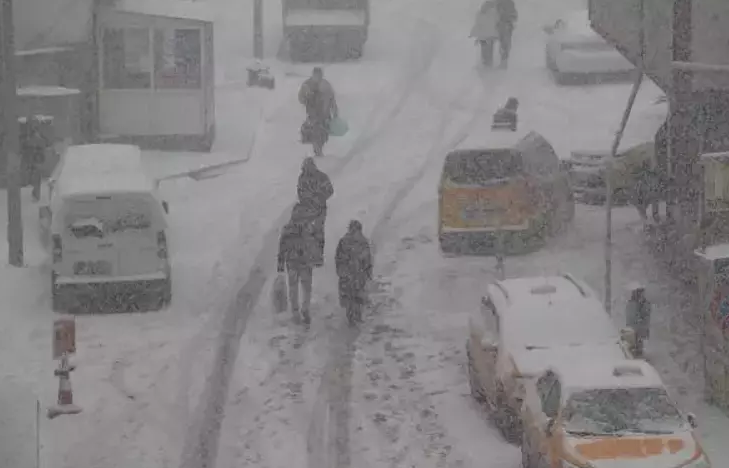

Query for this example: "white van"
[41,144,171,312]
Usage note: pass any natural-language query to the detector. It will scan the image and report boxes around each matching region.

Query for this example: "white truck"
[283,0,369,62]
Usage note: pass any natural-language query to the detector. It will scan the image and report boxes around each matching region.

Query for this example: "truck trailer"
[283,0,369,62]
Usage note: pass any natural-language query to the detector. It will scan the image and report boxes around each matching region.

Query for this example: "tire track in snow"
[178,20,442,468]
[306,64,505,468]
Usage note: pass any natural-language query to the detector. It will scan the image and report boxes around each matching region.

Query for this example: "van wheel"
[467,347,486,402]
[493,389,522,445]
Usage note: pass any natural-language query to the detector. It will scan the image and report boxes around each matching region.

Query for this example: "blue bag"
[328,117,349,137]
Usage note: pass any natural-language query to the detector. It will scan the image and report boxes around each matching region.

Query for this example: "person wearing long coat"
[335,220,373,323]
[470,0,498,66]
[296,157,334,264]
[495,0,518,68]
[299,67,338,157]
[277,218,320,324]
[625,285,652,357]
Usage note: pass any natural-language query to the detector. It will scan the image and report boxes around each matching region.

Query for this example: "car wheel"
[521,434,534,468]
[493,387,523,445]
[467,347,486,403]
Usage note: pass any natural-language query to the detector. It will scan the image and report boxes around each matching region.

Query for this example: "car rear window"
[64,196,156,239]
[444,150,523,185]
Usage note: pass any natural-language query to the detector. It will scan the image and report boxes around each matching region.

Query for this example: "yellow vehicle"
[521,359,711,468]
[438,131,574,255]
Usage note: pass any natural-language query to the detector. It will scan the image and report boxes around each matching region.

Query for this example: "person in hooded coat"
[470,0,498,66]
[299,67,338,157]
[297,157,334,264]
[625,284,652,357]
[335,220,373,323]
[495,0,518,68]
[21,116,50,202]
[277,217,320,324]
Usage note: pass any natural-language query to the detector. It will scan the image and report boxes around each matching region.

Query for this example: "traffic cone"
[47,366,82,419]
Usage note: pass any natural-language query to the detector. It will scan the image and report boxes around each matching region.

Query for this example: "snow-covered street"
[3,0,729,466]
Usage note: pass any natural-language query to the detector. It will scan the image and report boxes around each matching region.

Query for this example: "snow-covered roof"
[695,243,729,261]
[455,129,531,152]
[489,274,619,349]
[555,358,664,393]
[112,0,214,22]
[57,173,156,199]
[17,86,81,97]
[512,343,627,378]
[57,144,145,177]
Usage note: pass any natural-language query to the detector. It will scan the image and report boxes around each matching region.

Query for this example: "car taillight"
[52,235,62,263]
[157,231,168,259]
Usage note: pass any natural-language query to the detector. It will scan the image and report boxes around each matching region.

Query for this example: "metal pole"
[253,0,264,59]
[36,399,40,468]
[0,0,24,266]
[605,71,644,315]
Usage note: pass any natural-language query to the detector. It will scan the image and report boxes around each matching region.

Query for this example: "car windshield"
[564,387,687,435]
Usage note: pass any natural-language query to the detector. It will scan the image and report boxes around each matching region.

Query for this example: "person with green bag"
[299,67,338,157]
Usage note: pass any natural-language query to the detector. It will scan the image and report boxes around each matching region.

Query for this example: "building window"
[153,28,202,89]
[102,27,152,89]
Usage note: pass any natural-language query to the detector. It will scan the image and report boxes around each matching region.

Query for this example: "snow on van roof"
[555,358,664,392]
[695,243,729,261]
[489,275,619,349]
[59,144,144,177]
[511,343,627,378]
[56,173,156,199]
[454,129,531,153]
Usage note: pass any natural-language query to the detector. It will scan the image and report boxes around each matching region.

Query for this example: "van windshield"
[444,150,522,185]
[64,197,155,239]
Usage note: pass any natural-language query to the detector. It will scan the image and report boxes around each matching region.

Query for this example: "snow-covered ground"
[1,0,727,466]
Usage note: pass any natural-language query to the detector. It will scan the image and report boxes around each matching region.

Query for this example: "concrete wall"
[589,0,729,91]
[14,0,95,50]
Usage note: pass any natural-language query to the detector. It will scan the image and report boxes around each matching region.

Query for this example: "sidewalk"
[611,212,729,462]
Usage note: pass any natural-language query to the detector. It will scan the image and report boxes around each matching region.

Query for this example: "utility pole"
[0,0,24,267]
[671,0,693,222]
[253,0,263,59]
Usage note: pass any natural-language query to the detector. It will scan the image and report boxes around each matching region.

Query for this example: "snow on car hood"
[564,432,699,468]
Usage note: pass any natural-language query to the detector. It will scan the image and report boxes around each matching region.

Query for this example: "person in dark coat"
[495,0,517,68]
[299,67,338,157]
[277,217,320,324]
[335,220,373,324]
[625,284,651,358]
[492,97,519,131]
[297,157,334,264]
[21,116,49,202]
[631,159,661,224]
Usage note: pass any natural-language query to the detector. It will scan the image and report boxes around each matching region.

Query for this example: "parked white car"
[543,10,635,84]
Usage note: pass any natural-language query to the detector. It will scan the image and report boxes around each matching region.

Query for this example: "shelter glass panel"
[102,27,152,89]
[153,28,202,89]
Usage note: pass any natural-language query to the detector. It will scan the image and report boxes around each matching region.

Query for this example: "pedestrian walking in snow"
[299,67,338,157]
[470,0,498,66]
[492,97,519,131]
[495,0,517,68]
[296,157,334,264]
[21,116,50,202]
[335,220,373,324]
[625,283,652,358]
[277,217,321,324]
[630,160,662,226]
